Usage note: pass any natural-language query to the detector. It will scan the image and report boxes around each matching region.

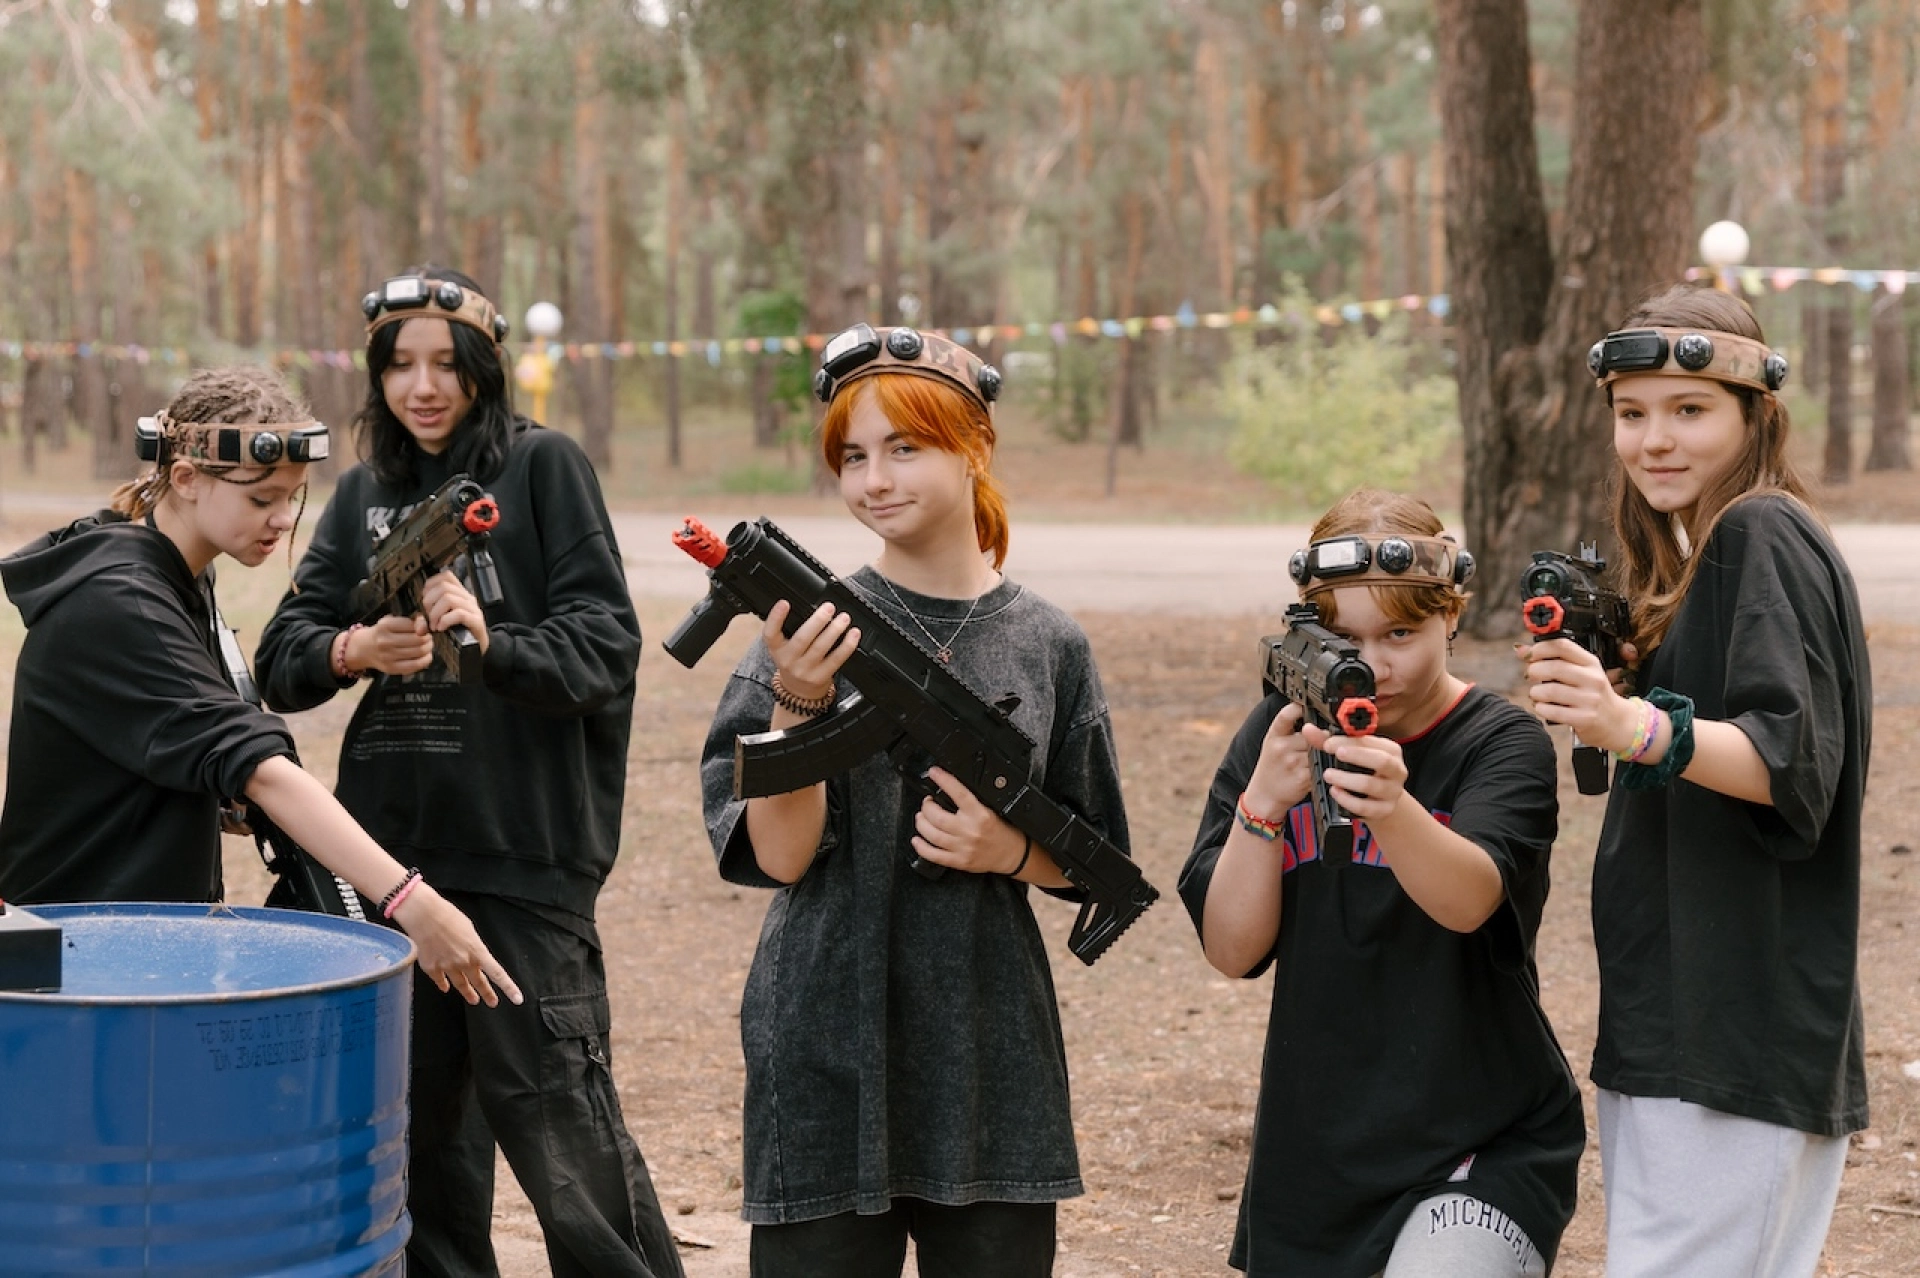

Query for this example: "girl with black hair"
[0,365,518,1007]
[1522,283,1870,1277]
[256,269,684,1278]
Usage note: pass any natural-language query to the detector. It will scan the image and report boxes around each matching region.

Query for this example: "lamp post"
[515,301,564,422]
[1699,220,1750,293]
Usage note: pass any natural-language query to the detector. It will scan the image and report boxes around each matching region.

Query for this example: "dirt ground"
[3,422,1915,1276]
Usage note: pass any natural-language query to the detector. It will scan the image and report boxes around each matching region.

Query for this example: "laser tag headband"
[812,323,1003,418]
[1587,327,1789,394]
[1288,534,1475,600]
[136,411,330,467]
[361,275,510,345]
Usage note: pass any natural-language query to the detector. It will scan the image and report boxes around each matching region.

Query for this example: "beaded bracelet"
[771,673,835,718]
[332,624,366,682]
[1620,688,1696,790]
[1612,696,1661,763]
[1235,794,1283,842]
[379,868,423,919]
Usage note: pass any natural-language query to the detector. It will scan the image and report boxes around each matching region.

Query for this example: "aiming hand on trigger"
[420,570,490,653]
[1308,726,1409,825]
[1243,703,1313,820]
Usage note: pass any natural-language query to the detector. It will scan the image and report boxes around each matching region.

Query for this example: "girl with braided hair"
[1521,283,1870,1276]
[0,365,519,1007]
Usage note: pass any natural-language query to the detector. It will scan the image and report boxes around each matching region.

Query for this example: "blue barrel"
[0,903,415,1276]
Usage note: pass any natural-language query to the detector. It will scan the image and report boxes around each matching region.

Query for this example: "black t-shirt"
[1179,686,1582,1277]
[1592,494,1871,1136]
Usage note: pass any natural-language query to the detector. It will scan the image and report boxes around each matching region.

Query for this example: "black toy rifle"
[348,473,503,682]
[1258,603,1379,863]
[209,589,365,919]
[1520,544,1633,794]
[663,516,1158,965]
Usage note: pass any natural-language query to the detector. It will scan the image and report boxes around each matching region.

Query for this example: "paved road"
[5,493,1908,626]
[619,510,1920,627]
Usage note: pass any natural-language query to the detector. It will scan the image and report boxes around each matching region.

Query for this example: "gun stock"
[1259,603,1378,864]
[668,516,1158,965]
[1520,544,1633,795]
[348,473,504,682]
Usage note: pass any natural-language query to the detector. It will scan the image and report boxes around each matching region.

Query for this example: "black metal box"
[0,903,62,992]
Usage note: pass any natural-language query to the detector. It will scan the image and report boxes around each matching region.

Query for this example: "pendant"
[936,648,953,664]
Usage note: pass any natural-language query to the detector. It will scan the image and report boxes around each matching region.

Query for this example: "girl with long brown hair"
[1522,284,1871,1276]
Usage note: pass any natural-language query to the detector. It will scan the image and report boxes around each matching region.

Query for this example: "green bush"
[1224,315,1457,509]
[715,460,814,495]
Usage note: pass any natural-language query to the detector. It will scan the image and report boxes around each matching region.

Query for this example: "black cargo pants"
[403,893,684,1278]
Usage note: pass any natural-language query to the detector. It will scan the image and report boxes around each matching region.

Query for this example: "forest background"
[2,3,1920,1275]
[0,0,1915,625]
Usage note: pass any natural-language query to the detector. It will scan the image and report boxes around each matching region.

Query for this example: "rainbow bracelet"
[1235,795,1283,842]
[1613,697,1660,763]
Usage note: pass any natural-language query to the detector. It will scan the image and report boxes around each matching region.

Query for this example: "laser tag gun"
[663,516,1158,965]
[209,591,366,920]
[1259,603,1379,863]
[347,473,503,682]
[1520,544,1634,795]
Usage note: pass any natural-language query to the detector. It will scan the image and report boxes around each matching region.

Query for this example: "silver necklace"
[860,574,983,664]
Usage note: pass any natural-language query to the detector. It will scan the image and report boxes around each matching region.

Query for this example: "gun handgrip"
[664,592,745,668]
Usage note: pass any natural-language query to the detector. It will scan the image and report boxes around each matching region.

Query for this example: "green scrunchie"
[1619,687,1696,789]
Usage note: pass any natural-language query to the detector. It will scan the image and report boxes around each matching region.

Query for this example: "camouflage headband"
[140,411,331,467]
[1588,327,1789,394]
[813,324,1003,418]
[362,275,510,346]
[1289,534,1475,599]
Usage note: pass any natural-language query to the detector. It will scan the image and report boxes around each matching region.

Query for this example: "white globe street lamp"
[1699,221,1750,292]
[516,302,564,421]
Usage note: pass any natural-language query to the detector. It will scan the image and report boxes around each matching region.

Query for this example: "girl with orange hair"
[697,324,1133,1277]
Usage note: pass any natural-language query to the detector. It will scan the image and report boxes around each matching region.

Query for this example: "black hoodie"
[0,513,295,904]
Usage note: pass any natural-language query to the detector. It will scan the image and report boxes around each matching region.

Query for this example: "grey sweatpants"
[1377,1192,1548,1277]
[1597,1090,1848,1278]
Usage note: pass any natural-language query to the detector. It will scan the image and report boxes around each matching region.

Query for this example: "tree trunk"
[1864,14,1911,473]
[195,0,224,335]
[417,0,449,263]
[1444,0,1705,637]
[664,96,686,469]
[569,43,614,465]
[233,0,263,348]
[1809,0,1851,483]
[1867,287,1911,471]
[1434,0,1554,621]
[65,168,114,478]
[282,0,323,350]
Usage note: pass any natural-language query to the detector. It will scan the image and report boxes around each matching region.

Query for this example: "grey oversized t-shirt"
[700,568,1131,1224]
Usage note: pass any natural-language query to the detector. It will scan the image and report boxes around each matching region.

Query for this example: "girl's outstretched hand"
[388,882,523,1007]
